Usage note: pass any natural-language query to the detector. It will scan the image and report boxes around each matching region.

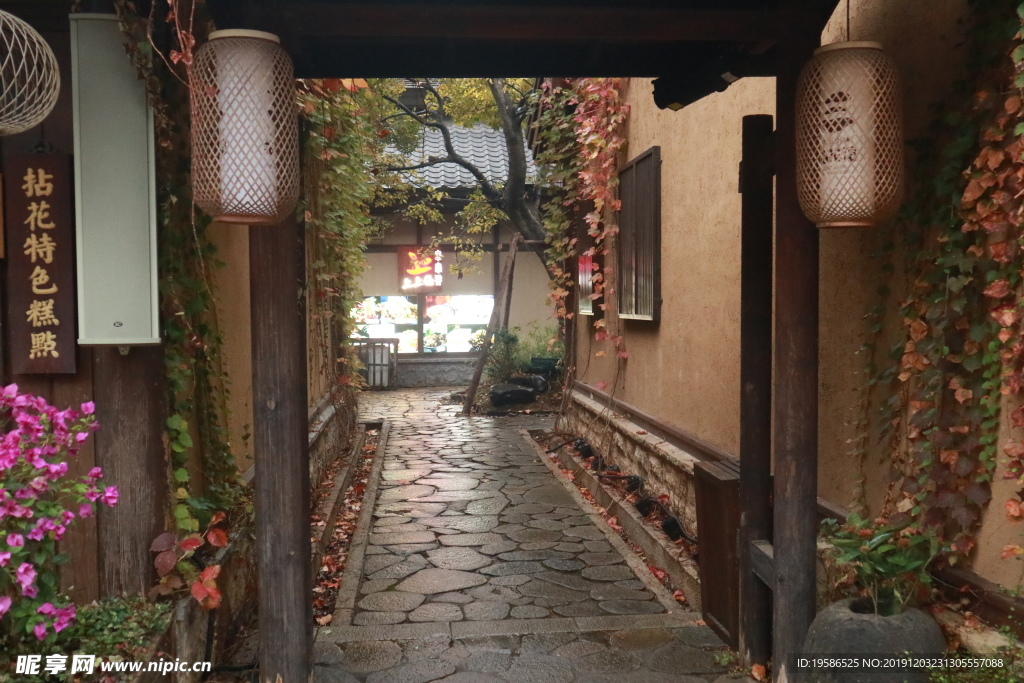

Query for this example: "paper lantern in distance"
[0,10,60,136]
[191,29,299,224]
[796,42,903,228]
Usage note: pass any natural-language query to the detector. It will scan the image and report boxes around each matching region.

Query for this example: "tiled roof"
[401,124,537,190]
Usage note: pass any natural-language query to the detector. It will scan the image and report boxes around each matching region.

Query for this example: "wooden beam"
[250,217,311,683]
[772,28,820,683]
[750,541,776,587]
[93,347,167,596]
[227,4,786,44]
[738,114,774,669]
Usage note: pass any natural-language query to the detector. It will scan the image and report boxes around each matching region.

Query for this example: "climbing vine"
[861,0,1024,562]
[113,1,246,606]
[535,78,630,383]
[299,78,394,386]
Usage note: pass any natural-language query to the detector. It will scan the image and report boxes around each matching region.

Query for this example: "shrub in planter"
[803,515,946,682]
[0,385,113,652]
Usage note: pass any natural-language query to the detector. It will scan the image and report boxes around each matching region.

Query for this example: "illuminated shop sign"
[398,247,443,293]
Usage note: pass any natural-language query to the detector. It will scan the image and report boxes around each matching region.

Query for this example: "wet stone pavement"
[316,389,743,683]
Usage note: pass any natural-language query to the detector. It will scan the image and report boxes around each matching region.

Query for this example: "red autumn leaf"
[1006,95,1022,113]
[179,536,203,553]
[983,279,1011,298]
[1004,441,1024,458]
[908,319,928,341]
[206,528,228,548]
[1001,544,1024,559]
[155,550,178,577]
[954,388,974,404]
[150,532,177,553]
[191,580,209,602]
[647,565,667,580]
[1006,499,1023,521]
[209,512,227,526]
[200,565,221,583]
[751,664,767,682]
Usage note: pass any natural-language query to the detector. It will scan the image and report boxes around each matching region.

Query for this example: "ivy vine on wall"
[535,78,630,383]
[861,0,1024,564]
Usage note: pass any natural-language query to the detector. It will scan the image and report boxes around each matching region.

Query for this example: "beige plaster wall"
[207,223,253,470]
[578,0,1024,590]
[578,76,776,456]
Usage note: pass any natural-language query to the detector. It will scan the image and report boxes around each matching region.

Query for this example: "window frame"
[616,146,662,322]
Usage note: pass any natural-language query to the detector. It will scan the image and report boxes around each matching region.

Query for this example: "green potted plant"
[801,514,947,682]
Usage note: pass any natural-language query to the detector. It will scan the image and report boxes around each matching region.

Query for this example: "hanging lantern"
[191,29,299,225]
[796,42,903,228]
[0,10,60,136]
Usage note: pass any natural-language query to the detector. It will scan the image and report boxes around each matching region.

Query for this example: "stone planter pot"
[801,598,945,683]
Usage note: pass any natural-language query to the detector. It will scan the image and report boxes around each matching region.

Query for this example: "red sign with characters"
[3,154,77,374]
[398,246,444,293]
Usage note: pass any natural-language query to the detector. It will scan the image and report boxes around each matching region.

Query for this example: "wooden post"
[773,31,820,682]
[251,217,311,683]
[501,246,517,330]
[463,234,521,415]
[738,114,774,668]
[93,347,168,596]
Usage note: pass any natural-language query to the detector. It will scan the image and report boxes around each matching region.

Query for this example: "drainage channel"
[313,421,385,627]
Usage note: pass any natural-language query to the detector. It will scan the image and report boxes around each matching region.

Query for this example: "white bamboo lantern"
[796,42,903,228]
[0,10,60,136]
[191,29,299,224]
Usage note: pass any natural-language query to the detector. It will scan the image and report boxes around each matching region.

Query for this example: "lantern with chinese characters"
[191,30,299,224]
[796,42,903,228]
[0,10,60,136]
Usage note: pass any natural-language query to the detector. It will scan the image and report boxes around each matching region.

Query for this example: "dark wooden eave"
[204,0,839,78]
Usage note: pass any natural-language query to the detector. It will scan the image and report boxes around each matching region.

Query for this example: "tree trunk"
[502,249,517,329]
[463,234,522,415]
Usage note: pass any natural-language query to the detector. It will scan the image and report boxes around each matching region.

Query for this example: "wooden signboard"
[4,154,77,374]
[397,246,444,294]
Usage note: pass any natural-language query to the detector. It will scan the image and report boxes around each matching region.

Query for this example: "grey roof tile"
[399,123,537,190]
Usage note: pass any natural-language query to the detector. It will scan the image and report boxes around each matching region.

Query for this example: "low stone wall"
[396,357,474,388]
[563,390,702,536]
[309,390,357,487]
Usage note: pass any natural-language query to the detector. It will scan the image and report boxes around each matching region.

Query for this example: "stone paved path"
[316,389,742,683]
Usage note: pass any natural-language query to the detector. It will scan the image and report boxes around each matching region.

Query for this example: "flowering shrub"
[0,385,112,647]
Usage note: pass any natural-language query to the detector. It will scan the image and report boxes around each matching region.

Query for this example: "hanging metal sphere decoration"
[0,10,60,137]
[191,29,299,225]
[796,42,903,228]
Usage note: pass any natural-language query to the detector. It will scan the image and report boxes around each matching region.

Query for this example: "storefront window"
[352,294,493,354]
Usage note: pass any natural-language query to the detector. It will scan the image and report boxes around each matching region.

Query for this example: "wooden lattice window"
[617,146,661,321]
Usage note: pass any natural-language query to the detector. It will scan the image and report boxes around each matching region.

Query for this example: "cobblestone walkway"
[315,389,740,683]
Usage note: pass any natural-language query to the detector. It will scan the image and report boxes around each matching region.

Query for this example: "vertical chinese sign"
[3,154,77,374]
[398,247,444,293]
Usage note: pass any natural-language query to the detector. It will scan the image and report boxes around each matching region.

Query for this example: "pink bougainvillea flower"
[101,486,118,507]
[22,584,37,598]
[37,602,56,615]
[87,467,102,480]
[54,605,76,632]
[79,503,94,518]
[27,528,45,542]
[0,551,9,567]
[33,622,47,640]
[0,596,11,618]
[75,432,89,443]
[84,488,100,502]
[81,401,95,415]
[16,562,36,590]
[6,533,24,548]
[3,383,18,398]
